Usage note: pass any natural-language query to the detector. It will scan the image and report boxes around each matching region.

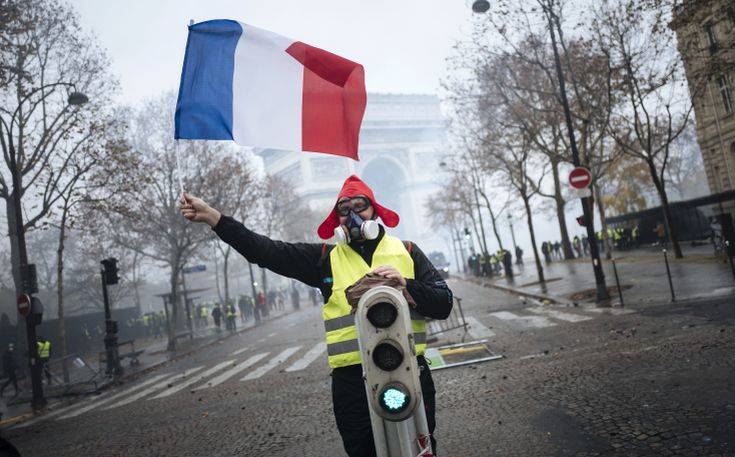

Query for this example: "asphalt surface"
[2,279,734,456]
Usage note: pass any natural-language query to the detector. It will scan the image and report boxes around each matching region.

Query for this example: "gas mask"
[333,211,379,244]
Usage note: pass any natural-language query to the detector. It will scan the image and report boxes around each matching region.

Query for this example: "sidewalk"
[0,302,302,428]
[472,243,735,307]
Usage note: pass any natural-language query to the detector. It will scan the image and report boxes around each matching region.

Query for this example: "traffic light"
[101,258,119,285]
[354,286,423,422]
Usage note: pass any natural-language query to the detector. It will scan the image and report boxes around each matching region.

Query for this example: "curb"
[1,307,301,429]
[459,276,574,305]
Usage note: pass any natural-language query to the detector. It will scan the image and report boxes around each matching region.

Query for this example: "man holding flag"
[175,19,452,455]
[180,174,452,456]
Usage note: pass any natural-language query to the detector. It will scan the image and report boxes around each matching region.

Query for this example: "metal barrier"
[426,296,468,343]
[44,353,103,395]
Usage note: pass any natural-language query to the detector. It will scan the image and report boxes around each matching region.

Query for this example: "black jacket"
[2,350,16,375]
[213,216,453,319]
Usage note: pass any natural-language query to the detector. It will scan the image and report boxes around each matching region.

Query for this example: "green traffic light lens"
[367,302,397,328]
[373,341,404,371]
[379,384,410,414]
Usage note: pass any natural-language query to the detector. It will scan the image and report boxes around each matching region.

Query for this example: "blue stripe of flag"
[174,19,242,140]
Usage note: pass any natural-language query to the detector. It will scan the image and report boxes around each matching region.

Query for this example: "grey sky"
[72,0,474,105]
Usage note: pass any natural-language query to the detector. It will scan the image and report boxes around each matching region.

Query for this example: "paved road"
[3,280,734,456]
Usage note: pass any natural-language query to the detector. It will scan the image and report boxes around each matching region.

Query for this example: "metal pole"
[725,241,735,282]
[611,259,624,307]
[545,6,609,302]
[662,249,676,302]
[6,132,45,410]
[101,271,121,377]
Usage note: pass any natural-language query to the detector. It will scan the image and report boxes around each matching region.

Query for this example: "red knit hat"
[317,175,400,240]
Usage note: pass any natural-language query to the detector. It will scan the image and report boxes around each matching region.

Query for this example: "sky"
[71,0,475,105]
[62,0,603,301]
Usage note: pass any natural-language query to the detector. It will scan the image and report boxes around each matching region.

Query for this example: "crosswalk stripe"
[103,366,204,409]
[57,373,168,420]
[285,342,326,372]
[489,311,557,328]
[583,307,635,315]
[465,316,496,339]
[267,332,276,338]
[231,346,249,356]
[242,346,302,381]
[195,353,269,390]
[527,307,593,323]
[11,389,117,429]
[153,361,234,398]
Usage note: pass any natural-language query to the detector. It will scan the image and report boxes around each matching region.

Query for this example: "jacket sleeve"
[213,215,325,288]
[405,243,453,319]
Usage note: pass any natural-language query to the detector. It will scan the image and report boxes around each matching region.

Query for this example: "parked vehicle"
[428,251,451,278]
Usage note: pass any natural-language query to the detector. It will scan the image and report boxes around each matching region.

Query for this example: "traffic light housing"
[354,286,423,422]
[101,257,119,285]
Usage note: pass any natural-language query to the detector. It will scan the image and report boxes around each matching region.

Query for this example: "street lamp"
[507,213,518,253]
[471,2,609,301]
[472,0,490,13]
[4,84,89,409]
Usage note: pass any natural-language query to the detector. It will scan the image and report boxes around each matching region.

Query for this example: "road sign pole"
[547,10,609,302]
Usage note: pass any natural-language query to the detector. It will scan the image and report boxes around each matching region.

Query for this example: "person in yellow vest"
[37,336,52,385]
[180,175,453,457]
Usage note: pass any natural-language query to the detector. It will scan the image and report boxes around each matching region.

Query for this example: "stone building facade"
[257,93,447,251]
[671,1,735,202]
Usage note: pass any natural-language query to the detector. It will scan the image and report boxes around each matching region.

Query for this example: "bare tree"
[0,0,117,340]
[211,153,257,303]
[103,93,240,350]
[595,0,693,258]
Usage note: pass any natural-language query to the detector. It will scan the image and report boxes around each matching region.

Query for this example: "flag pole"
[175,139,185,195]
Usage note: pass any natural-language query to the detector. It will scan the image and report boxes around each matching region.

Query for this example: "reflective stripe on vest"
[323,234,426,369]
[37,341,50,359]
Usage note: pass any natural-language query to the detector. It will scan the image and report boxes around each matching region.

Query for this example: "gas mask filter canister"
[334,211,379,244]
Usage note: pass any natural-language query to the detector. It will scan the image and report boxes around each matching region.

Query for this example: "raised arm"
[180,193,324,288]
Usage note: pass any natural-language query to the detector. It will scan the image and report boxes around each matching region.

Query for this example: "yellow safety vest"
[324,234,426,369]
[37,341,50,359]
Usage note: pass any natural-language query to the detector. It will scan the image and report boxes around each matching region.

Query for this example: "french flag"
[175,20,367,160]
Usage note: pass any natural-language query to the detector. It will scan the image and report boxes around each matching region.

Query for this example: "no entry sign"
[18,293,31,317]
[568,167,592,190]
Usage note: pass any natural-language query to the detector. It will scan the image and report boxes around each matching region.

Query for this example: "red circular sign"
[568,167,592,189]
[17,293,31,317]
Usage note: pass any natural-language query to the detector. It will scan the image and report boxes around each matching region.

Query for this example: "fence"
[425,296,468,343]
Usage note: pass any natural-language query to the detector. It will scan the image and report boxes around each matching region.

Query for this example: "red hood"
[317,175,400,240]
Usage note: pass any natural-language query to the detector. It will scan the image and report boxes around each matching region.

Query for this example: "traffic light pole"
[545,8,609,302]
[7,136,45,410]
[101,269,122,377]
[354,286,433,456]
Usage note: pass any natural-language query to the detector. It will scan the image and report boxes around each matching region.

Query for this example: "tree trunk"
[132,252,142,316]
[647,159,683,258]
[479,192,504,250]
[213,245,224,302]
[261,267,268,298]
[551,160,574,259]
[166,268,179,351]
[56,204,70,383]
[6,197,26,348]
[593,183,613,260]
[223,247,231,304]
[522,195,545,283]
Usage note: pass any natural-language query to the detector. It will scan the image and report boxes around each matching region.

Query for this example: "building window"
[717,75,733,114]
[704,23,718,54]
